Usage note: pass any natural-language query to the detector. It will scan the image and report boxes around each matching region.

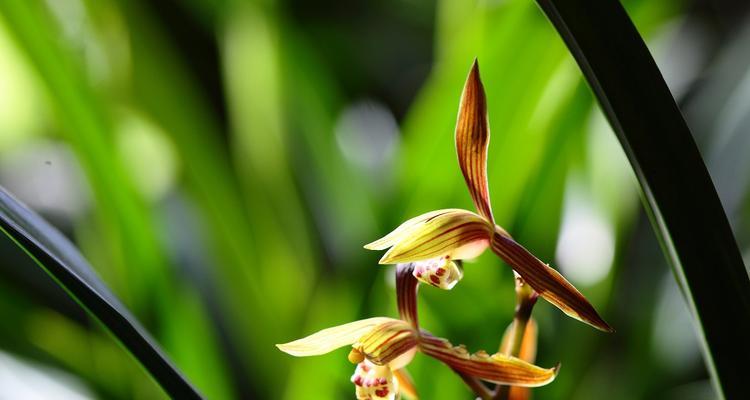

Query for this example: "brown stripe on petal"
[356,320,419,366]
[379,210,492,264]
[418,334,558,387]
[396,264,420,329]
[455,60,494,223]
[491,230,613,332]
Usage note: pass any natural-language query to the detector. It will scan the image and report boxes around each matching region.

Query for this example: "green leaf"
[0,186,203,400]
[536,0,750,398]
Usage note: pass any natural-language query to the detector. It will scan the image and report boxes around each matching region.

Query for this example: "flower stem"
[456,370,493,400]
[493,275,538,400]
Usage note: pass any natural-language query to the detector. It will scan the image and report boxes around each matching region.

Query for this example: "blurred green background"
[0,0,749,399]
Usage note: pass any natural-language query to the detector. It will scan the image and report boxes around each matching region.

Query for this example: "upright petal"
[456,60,494,222]
[374,209,492,264]
[491,230,613,332]
[354,319,419,366]
[418,333,558,387]
[396,263,420,329]
[277,317,394,357]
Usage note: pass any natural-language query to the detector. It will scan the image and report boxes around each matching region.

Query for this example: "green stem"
[456,370,493,400]
[535,0,750,398]
[494,276,537,400]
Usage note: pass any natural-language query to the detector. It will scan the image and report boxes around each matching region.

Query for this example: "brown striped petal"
[354,319,419,367]
[276,317,394,357]
[396,264,420,329]
[418,333,558,387]
[393,368,419,399]
[491,229,613,332]
[455,60,494,223]
[364,209,457,251]
[372,209,492,264]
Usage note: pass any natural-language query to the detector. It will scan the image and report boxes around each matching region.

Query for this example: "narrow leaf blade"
[0,186,203,399]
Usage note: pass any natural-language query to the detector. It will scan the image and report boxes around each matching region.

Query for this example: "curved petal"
[276,317,394,357]
[354,319,419,366]
[456,60,494,222]
[418,333,558,387]
[373,209,492,264]
[491,229,613,332]
[365,209,462,250]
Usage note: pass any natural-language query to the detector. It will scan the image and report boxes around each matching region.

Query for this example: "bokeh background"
[0,0,749,399]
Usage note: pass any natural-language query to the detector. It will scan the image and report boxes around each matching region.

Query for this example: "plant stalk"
[493,276,538,400]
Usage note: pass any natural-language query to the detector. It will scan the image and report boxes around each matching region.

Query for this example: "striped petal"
[418,333,558,387]
[276,317,393,357]
[396,264,420,329]
[364,209,456,251]
[370,209,492,264]
[354,319,419,366]
[491,229,612,332]
[456,60,494,222]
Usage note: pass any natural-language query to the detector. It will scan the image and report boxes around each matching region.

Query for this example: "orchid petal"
[418,333,558,387]
[393,368,419,399]
[396,264,420,329]
[276,317,394,357]
[364,209,457,250]
[373,209,492,264]
[456,60,494,223]
[354,319,419,366]
[491,229,612,332]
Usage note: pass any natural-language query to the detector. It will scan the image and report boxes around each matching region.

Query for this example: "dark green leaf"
[0,186,203,400]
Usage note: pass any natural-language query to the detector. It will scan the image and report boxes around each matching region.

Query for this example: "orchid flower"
[365,60,612,332]
[277,263,559,399]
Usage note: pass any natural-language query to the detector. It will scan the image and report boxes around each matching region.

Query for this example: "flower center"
[413,257,463,289]
[351,360,399,399]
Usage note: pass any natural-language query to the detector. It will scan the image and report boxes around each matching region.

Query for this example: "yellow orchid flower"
[365,60,612,332]
[277,316,558,400]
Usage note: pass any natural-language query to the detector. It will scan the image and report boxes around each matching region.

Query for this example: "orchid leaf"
[456,60,494,222]
[0,186,203,399]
